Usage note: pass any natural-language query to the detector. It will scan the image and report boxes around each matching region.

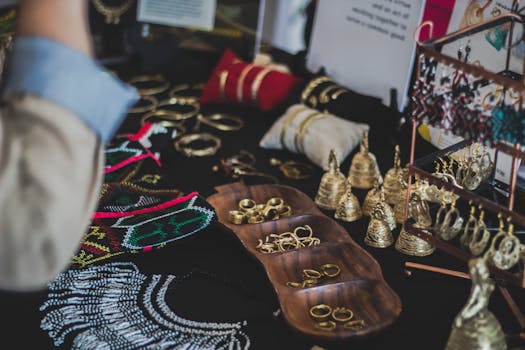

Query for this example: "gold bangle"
[251,68,272,104]
[331,87,348,100]
[236,64,257,103]
[169,83,204,104]
[318,84,340,104]
[218,70,229,102]
[129,74,170,96]
[301,76,332,103]
[309,304,332,319]
[294,111,326,153]
[331,307,353,322]
[128,96,158,114]
[174,132,222,157]
[197,113,244,131]
[320,264,341,278]
[140,110,190,133]
[157,99,199,121]
[280,105,309,150]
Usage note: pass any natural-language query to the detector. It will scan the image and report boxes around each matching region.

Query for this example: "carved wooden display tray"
[207,182,402,342]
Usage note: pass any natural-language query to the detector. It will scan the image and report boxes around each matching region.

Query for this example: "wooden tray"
[207,182,402,342]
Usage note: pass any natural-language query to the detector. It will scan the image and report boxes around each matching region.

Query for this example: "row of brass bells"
[315,149,346,210]
[348,131,382,189]
[382,145,408,205]
[335,178,362,222]
[365,202,394,248]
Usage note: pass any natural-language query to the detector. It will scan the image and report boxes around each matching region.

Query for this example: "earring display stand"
[404,10,525,337]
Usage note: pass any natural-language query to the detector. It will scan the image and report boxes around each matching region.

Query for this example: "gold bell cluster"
[348,131,382,189]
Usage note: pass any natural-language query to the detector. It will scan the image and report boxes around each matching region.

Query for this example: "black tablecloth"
[2,49,524,350]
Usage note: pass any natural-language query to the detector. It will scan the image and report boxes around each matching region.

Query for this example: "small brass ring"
[129,74,170,96]
[266,197,284,210]
[321,264,341,278]
[263,207,280,221]
[315,321,337,332]
[228,210,245,225]
[302,269,322,280]
[331,307,354,322]
[309,304,332,319]
[278,205,292,217]
[343,319,366,330]
[294,225,313,239]
[239,199,257,212]
[286,281,303,288]
[174,132,221,157]
[244,209,262,218]
[256,204,266,211]
[302,279,319,287]
[247,215,264,224]
[128,95,158,114]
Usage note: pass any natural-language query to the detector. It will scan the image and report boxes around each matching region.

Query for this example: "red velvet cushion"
[200,49,302,112]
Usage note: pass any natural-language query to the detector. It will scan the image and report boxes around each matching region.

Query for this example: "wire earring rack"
[404,10,525,336]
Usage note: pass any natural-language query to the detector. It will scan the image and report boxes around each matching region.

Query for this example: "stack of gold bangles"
[309,303,366,332]
[128,74,171,96]
[229,197,292,225]
[286,264,341,288]
[256,224,320,254]
[169,83,205,104]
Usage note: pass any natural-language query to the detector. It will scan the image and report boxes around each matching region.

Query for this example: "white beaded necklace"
[40,262,250,349]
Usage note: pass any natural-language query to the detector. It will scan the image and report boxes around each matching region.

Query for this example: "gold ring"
[302,279,319,287]
[174,133,221,157]
[198,113,244,131]
[266,197,284,210]
[343,319,366,330]
[128,95,158,114]
[279,161,314,180]
[263,207,279,221]
[239,199,257,212]
[331,307,353,322]
[309,304,332,319]
[286,281,303,288]
[129,74,170,96]
[302,269,322,280]
[228,210,245,225]
[247,215,264,224]
[278,205,292,217]
[314,321,337,332]
[321,264,341,278]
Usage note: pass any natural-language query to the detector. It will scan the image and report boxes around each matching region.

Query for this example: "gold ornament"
[91,0,135,24]
[408,192,432,229]
[315,149,346,210]
[395,225,435,257]
[348,131,382,189]
[364,204,394,248]
[445,258,507,350]
[383,145,407,204]
[334,178,362,222]
[379,188,396,231]
[362,180,380,216]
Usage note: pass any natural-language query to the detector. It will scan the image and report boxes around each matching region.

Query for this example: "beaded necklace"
[40,262,250,349]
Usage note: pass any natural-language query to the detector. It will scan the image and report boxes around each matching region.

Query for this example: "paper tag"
[137,0,216,31]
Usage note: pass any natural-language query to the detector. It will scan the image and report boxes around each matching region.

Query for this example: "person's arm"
[0,0,138,291]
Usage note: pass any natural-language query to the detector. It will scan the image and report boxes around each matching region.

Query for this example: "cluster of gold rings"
[286,264,341,288]
[256,225,320,254]
[309,304,366,332]
[229,198,292,225]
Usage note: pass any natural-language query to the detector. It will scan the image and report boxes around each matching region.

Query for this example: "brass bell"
[348,131,382,189]
[362,180,380,216]
[383,145,408,205]
[445,258,507,350]
[378,188,396,231]
[315,149,346,210]
[335,178,362,222]
[364,203,394,248]
[395,225,435,256]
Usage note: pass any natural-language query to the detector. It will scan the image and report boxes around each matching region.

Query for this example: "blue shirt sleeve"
[3,37,139,143]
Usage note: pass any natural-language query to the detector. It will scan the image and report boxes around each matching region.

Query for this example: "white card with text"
[138,0,216,31]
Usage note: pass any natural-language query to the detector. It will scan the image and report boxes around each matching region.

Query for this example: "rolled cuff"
[3,37,138,142]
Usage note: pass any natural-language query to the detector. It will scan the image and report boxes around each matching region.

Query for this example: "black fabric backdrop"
[2,46,525,350]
